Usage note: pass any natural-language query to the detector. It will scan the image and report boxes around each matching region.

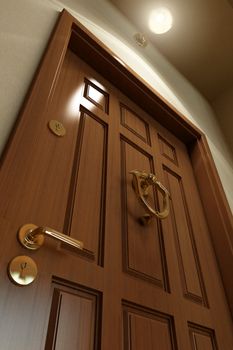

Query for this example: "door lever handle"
[18,224,84,252]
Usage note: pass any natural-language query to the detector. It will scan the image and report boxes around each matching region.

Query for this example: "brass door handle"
[130,170,171,224]
[18,224,84,252]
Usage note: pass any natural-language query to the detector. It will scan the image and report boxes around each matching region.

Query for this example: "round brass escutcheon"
[48,120,66,137]
[8,255,38,286]
[18,223,45,250]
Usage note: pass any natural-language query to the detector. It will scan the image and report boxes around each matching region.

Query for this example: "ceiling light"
[148,8,173,34]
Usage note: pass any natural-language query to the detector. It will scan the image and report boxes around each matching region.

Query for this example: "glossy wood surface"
[0,9,232,350]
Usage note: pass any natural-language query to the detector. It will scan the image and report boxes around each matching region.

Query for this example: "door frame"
[1,9,232,315]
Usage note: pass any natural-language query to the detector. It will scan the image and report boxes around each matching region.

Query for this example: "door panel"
[0,44,232,350]
[158,134,178,165]
[64,108,108,264]
[45,280,101,350]
[123,302,177,350]
[188,323,218,350]
[163,166,207,305]
[121,138,168,288]
[120,104,151,145]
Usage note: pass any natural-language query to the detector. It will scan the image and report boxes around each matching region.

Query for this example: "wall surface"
[0,0,232,211]
[212,87,233,155]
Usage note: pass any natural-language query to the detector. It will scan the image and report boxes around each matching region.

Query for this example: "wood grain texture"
[190,138,233,313]
[45,281,101,350]
[84,78,109,113]
[64,106,108,265]
[67,20,233,316]
[0,9,232,350]
[188,323,218,350]
[120,104,150,144]
[68,27,201,143]
[1,11,232,313]
[123,302,177,350]
[121,137,168,288]
[158,134,178,165]
[163,166,207,305]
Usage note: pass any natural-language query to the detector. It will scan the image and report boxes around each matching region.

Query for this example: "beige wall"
[0,0,232,211]
[212,87,233,155]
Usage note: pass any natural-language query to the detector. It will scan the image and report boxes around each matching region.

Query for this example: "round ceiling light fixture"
[148,7,173,34]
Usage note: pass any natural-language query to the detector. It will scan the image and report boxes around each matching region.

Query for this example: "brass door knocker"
[130,170,171,225]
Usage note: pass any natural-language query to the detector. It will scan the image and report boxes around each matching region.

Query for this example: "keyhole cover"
[8,256,38,286]
[48,120,66,137]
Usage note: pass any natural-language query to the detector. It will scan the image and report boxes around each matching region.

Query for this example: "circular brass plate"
[48,120,66,137]
[18,224,44,250]
[134,33,148,47]
[8,255,38,286]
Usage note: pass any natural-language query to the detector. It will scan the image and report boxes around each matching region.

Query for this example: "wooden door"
[0,46,232,349]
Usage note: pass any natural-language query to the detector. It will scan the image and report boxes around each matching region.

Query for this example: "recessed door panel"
[121,137,168,288]
[65,108,108,265]
[45,280,101,350]
[163,166,207,305]
[123,302,177,350]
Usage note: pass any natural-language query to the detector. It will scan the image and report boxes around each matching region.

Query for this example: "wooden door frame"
[2,9,232,315]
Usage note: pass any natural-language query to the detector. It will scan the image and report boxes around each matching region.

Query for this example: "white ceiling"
[108,0,233,102]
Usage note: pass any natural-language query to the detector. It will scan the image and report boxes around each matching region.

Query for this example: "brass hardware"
[48,120,66,136]
[130,170,171,224]
[134,33,148,48]
[8,255,38,286]
[18,224,84,252]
